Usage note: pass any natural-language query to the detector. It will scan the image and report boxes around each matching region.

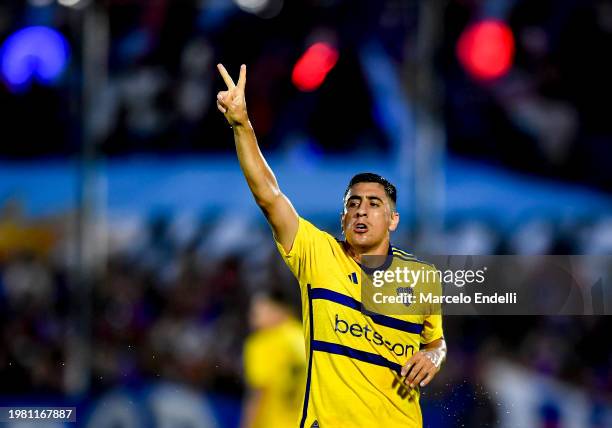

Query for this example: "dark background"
[0,0,610,427]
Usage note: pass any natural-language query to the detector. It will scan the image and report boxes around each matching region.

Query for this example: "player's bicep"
[260,192,299,254]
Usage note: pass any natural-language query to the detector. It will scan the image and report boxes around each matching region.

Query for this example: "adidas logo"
[310,421,319,428]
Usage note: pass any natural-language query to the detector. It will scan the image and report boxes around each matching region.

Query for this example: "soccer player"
[242,289,306,428]
[217,63,446,427]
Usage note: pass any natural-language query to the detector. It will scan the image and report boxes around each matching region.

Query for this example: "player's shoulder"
[299,216,342,246]
[391,245,436,270]
[279,318,303,336]
[246,325,287,352]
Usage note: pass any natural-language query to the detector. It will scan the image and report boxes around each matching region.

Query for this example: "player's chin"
[346,232,375,248]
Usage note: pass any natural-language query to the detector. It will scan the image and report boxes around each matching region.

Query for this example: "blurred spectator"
[0,196,57,261]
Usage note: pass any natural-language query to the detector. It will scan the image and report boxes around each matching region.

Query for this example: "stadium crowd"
[1,198,610,418]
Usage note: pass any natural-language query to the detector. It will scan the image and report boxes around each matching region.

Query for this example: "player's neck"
[344,239,390,264]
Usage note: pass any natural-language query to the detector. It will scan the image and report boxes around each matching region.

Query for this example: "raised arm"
[216,63,298,252]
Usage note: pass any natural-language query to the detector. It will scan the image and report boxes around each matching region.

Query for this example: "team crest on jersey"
[396,286,413,307]
[310,421,319,428]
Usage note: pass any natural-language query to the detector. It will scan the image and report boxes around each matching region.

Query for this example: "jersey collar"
[353,244,394,275]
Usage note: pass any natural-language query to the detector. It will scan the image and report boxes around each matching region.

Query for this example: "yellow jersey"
[275,217,444,428]
[243,318,307,428]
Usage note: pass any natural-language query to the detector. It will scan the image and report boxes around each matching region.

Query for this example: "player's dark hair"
[264,286,292,307]
[254,285,295,310]
[344,172,397,206]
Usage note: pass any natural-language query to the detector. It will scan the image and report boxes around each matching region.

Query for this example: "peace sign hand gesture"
[217,63,249,127]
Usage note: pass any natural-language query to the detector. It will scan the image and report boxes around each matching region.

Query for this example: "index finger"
[401,354,419,376]
[237,64,246,91]
[217,63,235,89]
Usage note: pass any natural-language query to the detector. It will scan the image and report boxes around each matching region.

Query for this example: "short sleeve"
[420,314,444,345]
[274,217,331,285]
[420,264,443,345]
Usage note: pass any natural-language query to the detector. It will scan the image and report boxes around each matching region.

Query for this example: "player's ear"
[340,211,346,236]
[389,211,399,232]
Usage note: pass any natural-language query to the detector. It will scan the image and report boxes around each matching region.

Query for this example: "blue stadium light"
[0,26,70,90]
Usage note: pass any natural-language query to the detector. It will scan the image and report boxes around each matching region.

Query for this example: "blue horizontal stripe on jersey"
[312,340,402,373]
[310,288,423,335]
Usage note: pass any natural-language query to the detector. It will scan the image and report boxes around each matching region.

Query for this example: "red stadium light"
[292,42,339,92]
[457,19,515,81]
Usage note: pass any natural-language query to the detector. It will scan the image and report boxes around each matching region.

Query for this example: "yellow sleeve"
[244,333,279,389]
[420,314,444,345]
[421,266,443,344]
[274,217,331,285]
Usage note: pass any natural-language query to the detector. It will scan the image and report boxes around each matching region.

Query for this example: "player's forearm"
[423,338,447,366]
[233,121,282,208]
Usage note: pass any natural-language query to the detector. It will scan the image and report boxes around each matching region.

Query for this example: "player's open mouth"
[354,223,368,233]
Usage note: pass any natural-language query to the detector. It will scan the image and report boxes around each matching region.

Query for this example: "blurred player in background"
[241,289,306,428]
[217,63,446,427]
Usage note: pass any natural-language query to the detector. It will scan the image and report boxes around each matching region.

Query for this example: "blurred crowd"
[1,197,611,413]
[0,0,611,190]
[0,0,611,425]
[442,0,612,191]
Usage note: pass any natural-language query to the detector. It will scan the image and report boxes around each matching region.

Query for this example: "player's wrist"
[231,117,252,130]
[424,349,444,369]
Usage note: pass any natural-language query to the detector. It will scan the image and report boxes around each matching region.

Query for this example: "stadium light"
[58,0,89,9]
[456,19,515,81]
[291,42,339,92]
[0,26,70,90]
[234,0,283,19]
